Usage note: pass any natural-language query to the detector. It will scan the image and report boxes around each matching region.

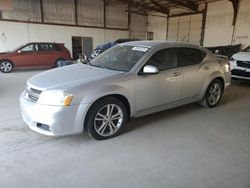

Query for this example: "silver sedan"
[20,41,231,140]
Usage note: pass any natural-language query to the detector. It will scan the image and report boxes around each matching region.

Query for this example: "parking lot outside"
[0,69,250,188]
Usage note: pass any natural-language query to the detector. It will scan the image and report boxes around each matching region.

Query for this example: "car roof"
[25,42,62,45]
[121,40,203,49]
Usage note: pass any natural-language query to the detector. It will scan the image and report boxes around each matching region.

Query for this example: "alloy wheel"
[208,82,222,106]
[0,62,13,73]
[94,104,123,137]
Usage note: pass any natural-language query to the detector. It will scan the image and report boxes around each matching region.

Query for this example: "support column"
[200,3,207,46]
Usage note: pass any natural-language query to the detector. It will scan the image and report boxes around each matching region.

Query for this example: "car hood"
[232,52,250,61]
[0,51,12,56]
[28,64,124,91]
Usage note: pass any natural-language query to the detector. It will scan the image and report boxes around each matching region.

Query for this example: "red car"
[0,42,71,73]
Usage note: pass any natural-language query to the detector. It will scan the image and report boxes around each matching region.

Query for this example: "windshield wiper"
[94,63,109,70]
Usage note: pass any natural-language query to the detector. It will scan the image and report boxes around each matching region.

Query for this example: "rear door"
[36,43,56,66]
[177,47,211,99]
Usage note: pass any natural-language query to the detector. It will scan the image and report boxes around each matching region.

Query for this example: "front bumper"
[230,60,250,80]
[20,91,89,136]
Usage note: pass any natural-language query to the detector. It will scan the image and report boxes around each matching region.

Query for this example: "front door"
[135,48,183,112]
[14,44,37,67]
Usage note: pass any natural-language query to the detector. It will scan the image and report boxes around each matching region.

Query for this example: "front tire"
[200,79,223,108]
[0,60,14,73]
[86,97,127,140]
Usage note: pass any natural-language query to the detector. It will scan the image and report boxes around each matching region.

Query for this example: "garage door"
[167,14,202,45]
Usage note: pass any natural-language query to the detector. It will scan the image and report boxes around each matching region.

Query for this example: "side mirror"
[142,65,159,75]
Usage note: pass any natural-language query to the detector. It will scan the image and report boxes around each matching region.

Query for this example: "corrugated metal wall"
[148,15,167,40]
[204,0,250,48]
[129,13,148,39]
[167,14,202,45]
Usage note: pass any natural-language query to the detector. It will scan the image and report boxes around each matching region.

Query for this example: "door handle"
[202,66,210,70]
[172,72,181,77]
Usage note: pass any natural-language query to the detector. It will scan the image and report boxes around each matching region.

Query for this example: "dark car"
[90,38,139,60]
[0,42,71,73]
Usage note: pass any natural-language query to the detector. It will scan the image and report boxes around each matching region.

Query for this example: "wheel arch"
[83,94,131,131]
[214,77,225,92]
[0,59,15,67]
[199,72,225,100]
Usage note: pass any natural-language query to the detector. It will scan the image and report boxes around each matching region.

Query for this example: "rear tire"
[200,79,223,108]
[54,58,65,68]
[0,60,14,73]
[85,97,127,140]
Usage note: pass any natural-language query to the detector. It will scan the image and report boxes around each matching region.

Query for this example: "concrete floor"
[0,69,250,188]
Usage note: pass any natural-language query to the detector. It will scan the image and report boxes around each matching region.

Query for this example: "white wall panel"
[168,17,179,41]
[203,0,234,47]
[129,13,147,39]
[168,14,202,45]
[189,14,202,45]
[0,21,129,54]
[178,16,190,43]
[233,0,250,48]
[148,15,167,40]
[0,22,29,52]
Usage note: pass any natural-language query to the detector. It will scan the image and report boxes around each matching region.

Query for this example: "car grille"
[236,60,250,68]
[231,69,250,77]
[25,86,41,102]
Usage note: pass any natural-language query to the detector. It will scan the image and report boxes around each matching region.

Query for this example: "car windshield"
[10,45,25,52]
[242,45,250,52]
[90,45,149,72]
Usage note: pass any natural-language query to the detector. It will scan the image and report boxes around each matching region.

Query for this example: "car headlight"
[37,90,73,106]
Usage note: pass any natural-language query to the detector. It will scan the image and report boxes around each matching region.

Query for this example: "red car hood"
[0,51,14,57]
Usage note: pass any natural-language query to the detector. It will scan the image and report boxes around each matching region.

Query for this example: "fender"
[82,84,134,112]
[73,84,135,132]
[198,71,226,100]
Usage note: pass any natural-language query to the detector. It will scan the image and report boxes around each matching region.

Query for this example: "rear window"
[177,48,206,67]
[54,44,63,51]
[38,43,55,51]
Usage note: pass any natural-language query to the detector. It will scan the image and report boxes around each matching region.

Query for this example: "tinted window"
[38,44,53,51]
[177,48,205,67]
[145,48,177,71]
[54,44,62,51]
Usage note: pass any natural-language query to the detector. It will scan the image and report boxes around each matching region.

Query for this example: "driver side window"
[146,48,177,71]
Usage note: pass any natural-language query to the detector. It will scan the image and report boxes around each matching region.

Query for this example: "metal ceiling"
[115,0,232,16]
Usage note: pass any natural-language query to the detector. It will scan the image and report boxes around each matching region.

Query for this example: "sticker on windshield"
[132,47,149,52]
